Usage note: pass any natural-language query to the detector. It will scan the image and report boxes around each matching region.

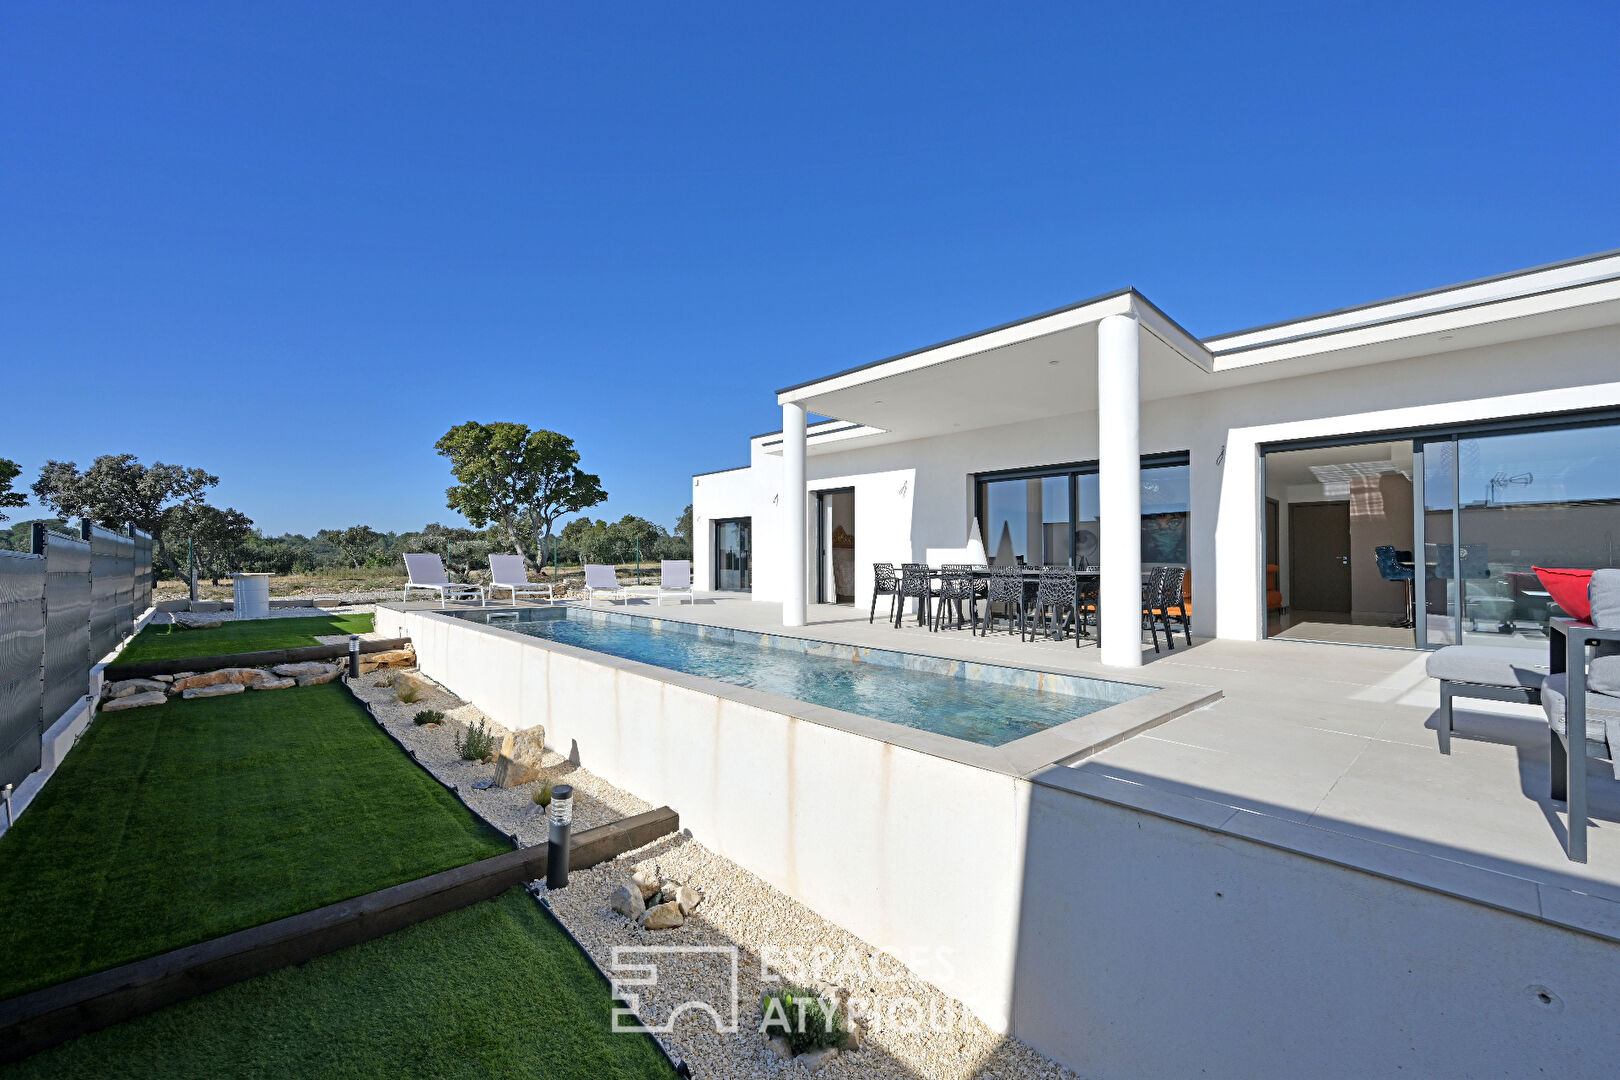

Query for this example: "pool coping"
[392,602,1222,780]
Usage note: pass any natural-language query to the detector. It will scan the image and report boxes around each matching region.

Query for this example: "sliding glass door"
[713,518,751,591]
[1419,420,1620,648]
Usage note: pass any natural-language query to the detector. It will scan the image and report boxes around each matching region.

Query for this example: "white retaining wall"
[378,603,1620,1077]
[376,604,1031,1028]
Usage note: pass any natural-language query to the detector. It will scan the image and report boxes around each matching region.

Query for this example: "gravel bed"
[547,837,1079,1080]
[348,673,651,842]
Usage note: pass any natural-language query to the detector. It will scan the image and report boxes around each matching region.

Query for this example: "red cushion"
[1534,566,1594,621]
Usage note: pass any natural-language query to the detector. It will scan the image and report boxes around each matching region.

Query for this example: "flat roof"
[773,248,1620,398]
[1207,246,1620,342]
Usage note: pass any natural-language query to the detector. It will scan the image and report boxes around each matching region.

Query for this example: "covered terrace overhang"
[769,290,1210,667]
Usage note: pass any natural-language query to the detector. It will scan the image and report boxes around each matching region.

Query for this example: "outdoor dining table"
[901,566,1105,638]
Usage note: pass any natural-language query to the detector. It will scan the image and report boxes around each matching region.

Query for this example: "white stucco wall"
[695,324,1620,643]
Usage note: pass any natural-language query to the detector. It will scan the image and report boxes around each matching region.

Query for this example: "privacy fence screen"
[0,524,152,791]
[0,551,47,794]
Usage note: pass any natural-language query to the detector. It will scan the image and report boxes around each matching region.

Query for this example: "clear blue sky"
[3,1,1616,537]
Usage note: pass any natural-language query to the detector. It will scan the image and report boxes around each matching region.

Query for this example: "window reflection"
[978,460,1189,570]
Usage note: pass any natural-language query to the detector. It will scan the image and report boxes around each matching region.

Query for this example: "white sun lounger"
[486,554,555,605]
[582,563,631,606]
[402,553,485,607]
[657,559,694,605]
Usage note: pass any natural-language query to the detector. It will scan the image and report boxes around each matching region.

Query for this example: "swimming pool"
[450,606,1154,747]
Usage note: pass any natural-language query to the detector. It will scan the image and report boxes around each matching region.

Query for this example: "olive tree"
[435,422,606,572]
[0,459,26,523]
[32,454,218,576]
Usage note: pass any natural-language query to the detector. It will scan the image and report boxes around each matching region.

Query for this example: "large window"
[1263,410,1620,650]
[1421,419,1620,648]
[976,456,1188,569]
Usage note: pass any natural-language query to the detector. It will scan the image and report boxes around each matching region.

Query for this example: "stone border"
[104,637,411,681]
[0,808,679,1065]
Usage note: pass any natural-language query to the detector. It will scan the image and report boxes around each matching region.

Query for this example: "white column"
[1098,314,1142,667]
[782,402,808,627]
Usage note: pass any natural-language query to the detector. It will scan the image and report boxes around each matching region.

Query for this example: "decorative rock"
[667,883,704,917]
[172,672,196,680]
[358,647,415,673]
[251,677,296,690]
[272,661,335,678]
[150,674,174,684]
[798,1046,838,1073]
[608,882,646,919]
[637,901,684,930]
[182,683,246,699]
[101,690,166,711]
[492,732,542,788]
[765,1036,793,1062]
[171,613,223,629]
[631,866,662,900]
[105,678,167,699]
[171,668,267,692]
[294,666,341,687]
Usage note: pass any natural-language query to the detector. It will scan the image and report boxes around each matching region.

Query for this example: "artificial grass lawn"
[114,613,376,663]
[2,888,679,1080]
[0,682,509,1001]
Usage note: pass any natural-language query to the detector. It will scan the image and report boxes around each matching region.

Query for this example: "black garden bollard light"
[546,783,574,890]
[348,635,360,680]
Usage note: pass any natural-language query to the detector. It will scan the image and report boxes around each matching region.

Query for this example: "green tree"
[164,504,255,584]
[319,525,383,569]
[0,459,27,523]
[32,454,217,576]
[559,516,611,565]
[434,422,606,571]
[673,504,692,544]
[605,514,665,566]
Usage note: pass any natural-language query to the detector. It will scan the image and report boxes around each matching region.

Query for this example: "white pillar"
[782,402,808,627]
[1098,314,1142,667]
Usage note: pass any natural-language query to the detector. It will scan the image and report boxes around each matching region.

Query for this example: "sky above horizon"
[3,2,1617,538]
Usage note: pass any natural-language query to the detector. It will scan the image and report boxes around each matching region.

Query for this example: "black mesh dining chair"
[897,563,932,627]
[933,564,978,632]
[1142,565,1171,653]
[870,563,899,625]
[1025,567,1077,643]
[980,565,1025,637]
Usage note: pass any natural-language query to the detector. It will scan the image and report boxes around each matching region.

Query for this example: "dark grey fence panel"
[133,531,153,615]
[84,525,135,663]
[0,551,46,791]
[37,529,92,731]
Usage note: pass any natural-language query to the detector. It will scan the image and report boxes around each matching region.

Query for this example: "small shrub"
[395,680,421,704]
[760,985,846,1055]
[455,719,497,762]
[412,709,444,726]
[532,782,553,807]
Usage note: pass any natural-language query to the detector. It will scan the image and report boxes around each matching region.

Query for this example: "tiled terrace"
[407,591,1620,943]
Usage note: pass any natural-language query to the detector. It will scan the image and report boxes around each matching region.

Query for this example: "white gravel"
[347,671,652,842]
[347,669,1080,1080]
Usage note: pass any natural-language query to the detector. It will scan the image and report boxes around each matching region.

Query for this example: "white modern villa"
[376,249,1620,1079]
[693,249,1620,664]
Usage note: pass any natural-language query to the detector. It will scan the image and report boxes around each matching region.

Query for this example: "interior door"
[1289,501,1351,612]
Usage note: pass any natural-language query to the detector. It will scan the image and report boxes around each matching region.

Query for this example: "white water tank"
[231,573,272,619]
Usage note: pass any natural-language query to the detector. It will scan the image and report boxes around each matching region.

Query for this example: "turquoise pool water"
[452,607,1153,747]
